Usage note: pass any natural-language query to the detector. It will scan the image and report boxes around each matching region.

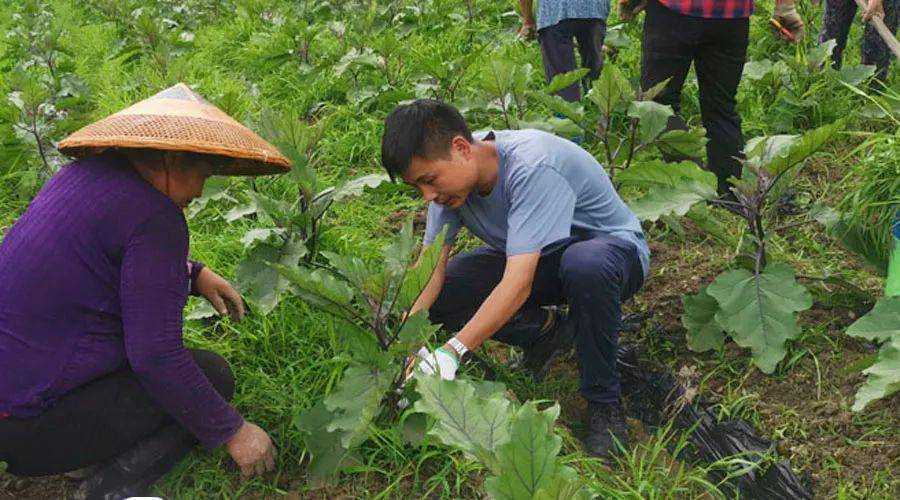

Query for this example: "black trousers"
[0,349,234,478]
[429,234,644,403]
[539,18,608,102]
[641,0,749,194]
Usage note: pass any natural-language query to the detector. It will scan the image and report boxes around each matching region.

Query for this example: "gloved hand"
[617,0,647,22]
[415,346,459,380]
[773,1,805,40]
[862,0,885,22]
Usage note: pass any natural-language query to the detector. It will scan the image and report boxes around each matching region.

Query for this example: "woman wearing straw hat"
[0,83,290,499]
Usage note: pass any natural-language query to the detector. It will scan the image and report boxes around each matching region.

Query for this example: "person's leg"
[539,20,581,102]
[70,350,236,499]
[573,19,607,93]
[641,0,701,153]
[820,0,858,70]
[558,234,643,458]
[558,236,644,403]
[695,17,750,194]
[0,350,233,483]
[862,0,899,89]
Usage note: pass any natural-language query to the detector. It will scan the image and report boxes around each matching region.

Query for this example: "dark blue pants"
[429,234,644,403]
[539,18,607,103]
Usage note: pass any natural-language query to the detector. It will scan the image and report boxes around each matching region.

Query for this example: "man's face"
[401,137,478,209]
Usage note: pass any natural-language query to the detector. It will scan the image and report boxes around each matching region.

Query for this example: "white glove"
[415,346,459,380]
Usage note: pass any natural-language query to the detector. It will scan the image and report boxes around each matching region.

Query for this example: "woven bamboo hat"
[57,83,291,175]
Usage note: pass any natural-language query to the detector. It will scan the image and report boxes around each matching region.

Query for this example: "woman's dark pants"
[820,0,899,88]
[0,350,234,487]
[429,234,644,404]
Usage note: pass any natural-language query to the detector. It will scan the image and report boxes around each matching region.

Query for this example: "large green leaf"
[846,296,900,342]
[707,264,813,373]
[413,374,512,471]
[396,226,448,311]
[485,402,565,500]
[324,361,394,448]
[627,100,674,144]
[273,264,357,321]
[852,335,900,411]
[684,203,734,245]
[225,199,258,222]
[743,59,774,80]
[533,467,591,500]
[332,173,390,202]
[323,251,373,293]
[628,180,716,222]
[240,227,285,249]
[392,310,442,354]
[617,160,716,189]
[545,68,589,95]
[846,297,900,410]
[760,121,842,176]
[682,287,727,352]
[249,191,292,226]
[236,237,308,315]
[655,128,708,160]
[295,402,353,487]
[533,93,585,123]
[587,64,631,115]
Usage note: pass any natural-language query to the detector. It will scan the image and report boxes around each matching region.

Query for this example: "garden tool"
[854,0,900,59]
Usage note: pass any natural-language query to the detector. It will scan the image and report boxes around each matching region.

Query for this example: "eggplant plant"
[273,223,589,497]
[188,109,388,315]
[271,221,448,485]
[681,121,843,374]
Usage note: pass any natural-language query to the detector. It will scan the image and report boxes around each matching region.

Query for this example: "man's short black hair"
[381,99,474,181]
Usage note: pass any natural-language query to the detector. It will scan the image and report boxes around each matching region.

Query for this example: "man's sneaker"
[517,307,572,378]
[584,401,630,460]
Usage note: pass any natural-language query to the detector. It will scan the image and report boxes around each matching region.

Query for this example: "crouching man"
[380,99,649,458]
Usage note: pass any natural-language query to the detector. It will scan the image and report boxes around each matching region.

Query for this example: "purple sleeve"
[188,260,205,296]
[120,209,243,447]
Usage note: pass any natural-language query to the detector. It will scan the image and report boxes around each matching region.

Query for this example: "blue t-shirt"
[537,0,611,31]
[423,129,650,277]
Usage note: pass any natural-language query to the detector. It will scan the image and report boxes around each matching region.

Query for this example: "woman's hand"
[196,267,245,321]
[226,421,277,478]
[863,0,884,21]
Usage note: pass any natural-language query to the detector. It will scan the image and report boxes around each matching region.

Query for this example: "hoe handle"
[853,0,900,59]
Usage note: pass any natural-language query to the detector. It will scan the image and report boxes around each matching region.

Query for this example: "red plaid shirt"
[659,0,754,18]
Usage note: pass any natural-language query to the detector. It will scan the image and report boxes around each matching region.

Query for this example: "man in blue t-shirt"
[381,99,649,459]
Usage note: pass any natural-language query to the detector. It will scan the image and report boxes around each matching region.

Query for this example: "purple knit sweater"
[0,152,242,447]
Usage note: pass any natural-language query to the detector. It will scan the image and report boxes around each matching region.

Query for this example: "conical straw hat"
[58,83,291,175]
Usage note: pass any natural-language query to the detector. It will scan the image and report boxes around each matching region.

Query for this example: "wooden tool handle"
[852,0,900,59]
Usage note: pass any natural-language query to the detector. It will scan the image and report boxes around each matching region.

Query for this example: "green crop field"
[0,0,898,498]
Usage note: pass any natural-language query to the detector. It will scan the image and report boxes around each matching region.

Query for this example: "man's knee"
[560,242,623,291]
[189,350,235,401]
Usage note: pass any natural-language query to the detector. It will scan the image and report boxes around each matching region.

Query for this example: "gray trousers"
[539,18,608,102]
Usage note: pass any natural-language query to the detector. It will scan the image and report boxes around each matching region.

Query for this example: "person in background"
[0,83,288,499]
[518,0,612,102]
[618,0,804,196]
[821,0,898,91]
